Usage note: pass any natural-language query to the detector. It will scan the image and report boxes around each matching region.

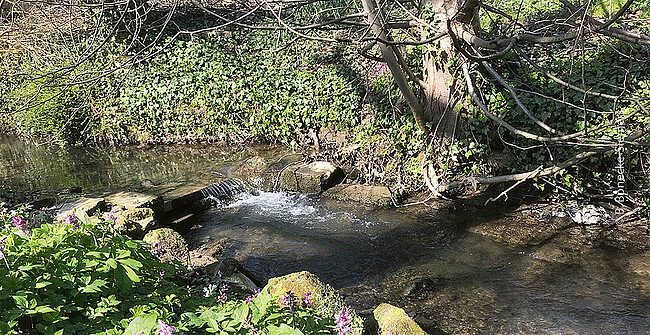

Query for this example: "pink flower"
[303,290,312,308]
[157,319,176,335]
[335,307,352,335]
[64,214,80,230]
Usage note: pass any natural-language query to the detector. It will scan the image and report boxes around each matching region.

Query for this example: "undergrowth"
[0,207,343,334]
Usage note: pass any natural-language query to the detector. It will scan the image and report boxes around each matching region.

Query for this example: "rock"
[65,186,82,194]
[104,191,163,219]
[198,237,232,259]
[265,271,363,333]
[143,228,190,266]
[56,197,106,222]
[322,184,394,207]
[203,258,260,295]
[469,207,572,248]
[365,303,426,335]
[114,208,159,239]
[628,251,650,277]
[278,161,344,194]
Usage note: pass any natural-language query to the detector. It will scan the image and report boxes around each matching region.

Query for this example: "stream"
[1,137,649,334]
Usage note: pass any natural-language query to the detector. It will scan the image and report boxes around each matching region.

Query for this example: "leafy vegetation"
[0,207,341,334]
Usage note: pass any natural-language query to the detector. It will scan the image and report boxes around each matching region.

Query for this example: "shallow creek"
[2,137,649,334]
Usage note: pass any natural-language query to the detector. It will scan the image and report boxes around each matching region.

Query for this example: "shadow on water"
[189,191,650,334]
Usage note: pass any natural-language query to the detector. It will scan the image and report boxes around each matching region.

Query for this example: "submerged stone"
[203,258,260,295]
[278,161,344,194]
[322,184,394,207]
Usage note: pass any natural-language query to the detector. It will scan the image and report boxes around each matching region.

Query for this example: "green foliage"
[7,81,96,144]
[0,207,337,334]
[463,35,650,192]
[96,31,364,145]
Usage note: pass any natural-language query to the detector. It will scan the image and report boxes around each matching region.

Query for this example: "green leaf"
[34,305,57,314]
[232,304,249,324]
[73,208,92,225]
[35,281,52,289]
[13,295,28,309]
[107,258,118,269]
[123,313,157,335]
[80,279,108,293]
[267,324,304,335]
[121,264,141,283]
[117,258,142,269]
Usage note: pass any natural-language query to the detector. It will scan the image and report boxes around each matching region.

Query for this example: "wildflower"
[153,242,164,256]
[0,237,5,260]
[335,307,352,335]
[217,283,229,303]
[303,290,312,308]
[242,318,260,335]
[105,208,118,221]
[281,290,297,313]
[159,270,165,278]
[64,214,80,230]
[245,289,260,304]
[217,293,227,303]
[12,216,32,235]
[157,319,176,335]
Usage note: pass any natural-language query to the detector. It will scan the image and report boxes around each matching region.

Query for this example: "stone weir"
[54,160,396,238]
[162,178,251,233]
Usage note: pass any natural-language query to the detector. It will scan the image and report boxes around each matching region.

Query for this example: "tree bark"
[422,0,480,139]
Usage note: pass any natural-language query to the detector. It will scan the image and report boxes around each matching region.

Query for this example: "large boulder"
[278,161,344,194]
[322,184,394,207]
[143,228,190,266]
[365,303,426,335]
[264,271,363,334]
[114,208,159,239]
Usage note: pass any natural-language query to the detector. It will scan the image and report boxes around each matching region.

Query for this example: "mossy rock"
[104,191,163,219]
[264,271,363,334]
[143,228,189,266]
[366,303,426,335]
[114,208,158,239]
[322,184,393,207]
[278,161,344,194]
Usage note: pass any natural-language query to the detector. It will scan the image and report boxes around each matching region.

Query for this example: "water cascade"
[200,179,249,203]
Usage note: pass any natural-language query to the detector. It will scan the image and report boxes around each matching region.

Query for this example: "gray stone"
[204,258,260,295]
[322,184,394,207]
[278,161,344,194]
[56,197,106,222]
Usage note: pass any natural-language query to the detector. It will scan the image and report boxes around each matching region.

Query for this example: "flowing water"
[1,137,649,334]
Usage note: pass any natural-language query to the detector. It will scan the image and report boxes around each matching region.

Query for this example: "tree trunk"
[422,0,480,139]
[361,0,429,134]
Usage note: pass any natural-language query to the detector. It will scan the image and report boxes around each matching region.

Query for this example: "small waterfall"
[200,179,249,203]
